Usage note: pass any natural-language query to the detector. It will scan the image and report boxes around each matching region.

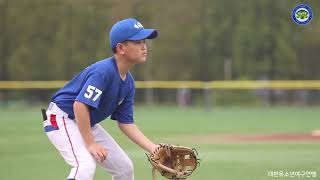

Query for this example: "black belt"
[41,109,47,121]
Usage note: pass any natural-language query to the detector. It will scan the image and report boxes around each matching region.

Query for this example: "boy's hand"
[87,143,108,162]
[150,144,160,154]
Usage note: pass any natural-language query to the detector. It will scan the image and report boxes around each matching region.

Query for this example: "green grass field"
[1,105,320,180]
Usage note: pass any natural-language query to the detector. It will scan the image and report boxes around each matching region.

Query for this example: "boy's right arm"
[73,101,107,162]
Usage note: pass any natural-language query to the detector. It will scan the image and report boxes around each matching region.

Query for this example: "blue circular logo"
[292,4,313,25]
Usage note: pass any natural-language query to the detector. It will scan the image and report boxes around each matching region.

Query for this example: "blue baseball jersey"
[51,56,135,126]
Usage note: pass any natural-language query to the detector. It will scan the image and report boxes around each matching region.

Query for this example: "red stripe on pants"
[63,117,79,179]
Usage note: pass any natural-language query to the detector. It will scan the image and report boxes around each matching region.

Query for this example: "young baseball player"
[43,18,159,180]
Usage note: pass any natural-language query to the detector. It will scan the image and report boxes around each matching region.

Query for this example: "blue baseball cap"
[109,18,158,49]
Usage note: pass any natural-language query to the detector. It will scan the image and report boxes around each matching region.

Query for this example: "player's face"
[123,40,147,64]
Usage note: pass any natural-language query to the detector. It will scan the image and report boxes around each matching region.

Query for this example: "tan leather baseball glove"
[147,144,200,180]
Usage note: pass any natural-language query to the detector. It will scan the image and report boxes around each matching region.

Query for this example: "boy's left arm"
[118,122,158,153]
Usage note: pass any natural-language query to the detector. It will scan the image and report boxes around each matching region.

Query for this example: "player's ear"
[116,43,125,55]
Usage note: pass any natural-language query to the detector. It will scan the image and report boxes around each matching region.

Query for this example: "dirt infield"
[187,133,320,144]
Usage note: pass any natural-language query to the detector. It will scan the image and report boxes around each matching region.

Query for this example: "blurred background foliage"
[0,0,319,105]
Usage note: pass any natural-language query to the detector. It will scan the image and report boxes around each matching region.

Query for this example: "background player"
[43,18,158,180]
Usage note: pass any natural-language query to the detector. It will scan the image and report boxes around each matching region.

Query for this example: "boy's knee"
[121,158,134,176]
[75,161,96,179]
[113,158,134,178]
[82,161,96,173]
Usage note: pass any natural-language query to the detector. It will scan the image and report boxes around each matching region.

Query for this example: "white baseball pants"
[43,102,134,180]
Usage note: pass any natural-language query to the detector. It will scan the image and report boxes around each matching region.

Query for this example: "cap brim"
[128,29,158,41]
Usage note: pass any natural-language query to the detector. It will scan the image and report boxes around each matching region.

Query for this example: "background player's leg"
[93,124,134,180]
[44,109,96,180]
